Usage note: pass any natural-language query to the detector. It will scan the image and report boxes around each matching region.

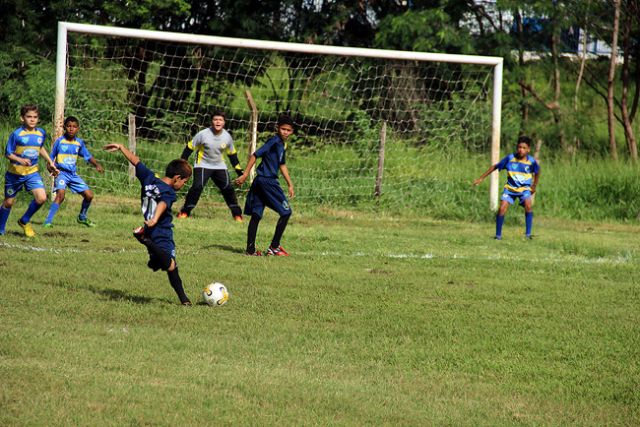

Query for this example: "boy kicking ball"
[474,135,540,240]
[104,143,193,306]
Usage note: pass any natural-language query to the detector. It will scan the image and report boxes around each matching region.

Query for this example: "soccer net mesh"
[58,24,500,212]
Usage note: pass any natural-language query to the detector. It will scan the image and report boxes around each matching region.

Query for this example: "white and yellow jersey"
[187,128,235,170]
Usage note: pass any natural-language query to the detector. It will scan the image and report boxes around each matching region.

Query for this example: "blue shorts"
[53,170,90,193]
[501,189,532,206]
[4,172,45,198]
[244,176,292,218]
[146,226,176,271]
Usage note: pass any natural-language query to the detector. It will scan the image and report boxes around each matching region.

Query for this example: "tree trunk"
[607,0,621,161]
[573,26,589,154]
[620,11,638,161]
[574,28,588,112]
[515,9,529,129]
[550,15,564,150]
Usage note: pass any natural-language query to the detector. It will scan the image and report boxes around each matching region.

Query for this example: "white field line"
[1,241,635,265]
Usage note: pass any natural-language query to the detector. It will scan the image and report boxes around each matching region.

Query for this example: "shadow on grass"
[89,287,163,304]
[201,243,244,254]
[52,281,172,305]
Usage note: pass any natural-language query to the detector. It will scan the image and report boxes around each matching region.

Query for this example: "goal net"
[55,22,503,213]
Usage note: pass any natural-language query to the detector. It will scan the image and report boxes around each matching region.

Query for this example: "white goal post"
[55,21,503,210]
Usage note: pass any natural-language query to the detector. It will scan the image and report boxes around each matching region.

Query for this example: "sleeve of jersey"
[495,155,510,171]
[532,159,540,174]
[226,143,243,176]
[181,141,194,160]
[50,139,59,159]
[135,162,153,183]
[254,137,276,158]
[80,141,93,162]
[5,132,16,156]
[160,187,177,207]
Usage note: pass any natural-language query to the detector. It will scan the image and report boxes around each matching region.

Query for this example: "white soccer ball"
[202,282,229,306]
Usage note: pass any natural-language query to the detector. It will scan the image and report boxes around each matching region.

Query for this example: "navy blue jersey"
[135,162,176,229]
[255,135,286,179]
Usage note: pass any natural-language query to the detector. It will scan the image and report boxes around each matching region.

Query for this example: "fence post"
[374,121,387,199]
[244,90,258,183]
[128,114,136,181]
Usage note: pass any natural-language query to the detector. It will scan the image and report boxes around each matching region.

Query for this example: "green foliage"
[375,9,473,54]
[0,49,55,124]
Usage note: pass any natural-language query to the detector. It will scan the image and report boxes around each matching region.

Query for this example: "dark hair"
[211,110,225,119]
[64,116,80,126]
[20,104,39,117]
[277,114,294,128]
[165,159,192,179]
[517,135,532,147]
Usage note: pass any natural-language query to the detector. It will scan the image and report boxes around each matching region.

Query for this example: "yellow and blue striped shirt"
[496,153,540,193]
[51,135,93,174]
[5,126,46,175]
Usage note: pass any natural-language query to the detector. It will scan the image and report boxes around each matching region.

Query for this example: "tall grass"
[1,121,639,222]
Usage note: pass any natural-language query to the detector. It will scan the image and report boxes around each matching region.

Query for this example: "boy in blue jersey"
[44,116,104,228]
[235,115,295,256]
[1,104,59,237]
[103,143,193,306]
[474,136,540,240]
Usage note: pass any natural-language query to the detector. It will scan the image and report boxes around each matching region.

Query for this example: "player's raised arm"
[473,164,497,186]
[103,143,140,166]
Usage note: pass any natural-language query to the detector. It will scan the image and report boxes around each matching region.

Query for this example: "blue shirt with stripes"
[51,135,93,174]
[5,126,46,176]
[495,153,540,193]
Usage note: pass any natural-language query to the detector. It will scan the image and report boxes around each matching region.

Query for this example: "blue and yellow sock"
[19,200,43,224]
[0,205,11,234]
[525,212,533,237]
[495,214,505,239]
[45,202,60,225]
[79,199,91,221]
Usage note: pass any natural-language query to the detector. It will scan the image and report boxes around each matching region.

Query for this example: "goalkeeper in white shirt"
[178,110,244,222]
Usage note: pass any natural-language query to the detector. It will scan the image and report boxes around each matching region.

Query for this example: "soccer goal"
[55,22,503,211]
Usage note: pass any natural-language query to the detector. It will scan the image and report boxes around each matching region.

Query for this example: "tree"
[607,0,621,160]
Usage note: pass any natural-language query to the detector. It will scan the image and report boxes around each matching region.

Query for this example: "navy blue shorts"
[146,226,176,271]
[244,176,292,219]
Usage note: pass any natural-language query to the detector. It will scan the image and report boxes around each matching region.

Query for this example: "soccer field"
[1,196,639,426]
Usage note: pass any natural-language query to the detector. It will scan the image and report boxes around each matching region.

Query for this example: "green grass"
[1,195,639,426]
